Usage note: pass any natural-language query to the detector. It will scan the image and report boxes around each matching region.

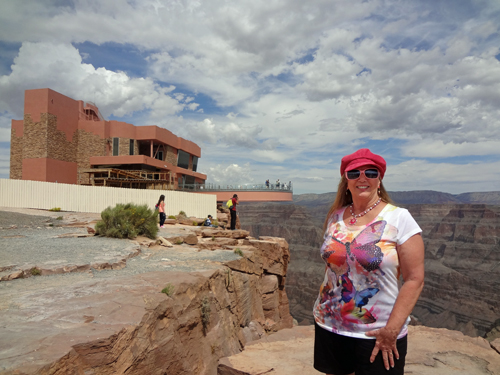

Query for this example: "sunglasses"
[345,168,379,180]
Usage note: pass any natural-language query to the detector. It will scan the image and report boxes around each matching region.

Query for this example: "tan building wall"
[45,113,77,162]
[165,145,177,165]
[76,130,108,185]
[118,137,130,156]
[10,128,23,180]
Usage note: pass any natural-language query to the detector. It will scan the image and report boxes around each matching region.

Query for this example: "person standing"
[230,194,238,230]
[157,194,166,228]
[313,148,424,375]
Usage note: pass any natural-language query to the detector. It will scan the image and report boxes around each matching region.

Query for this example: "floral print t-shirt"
[313,204,421,339]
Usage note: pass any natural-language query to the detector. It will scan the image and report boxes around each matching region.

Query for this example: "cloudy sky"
[1,0,500,195]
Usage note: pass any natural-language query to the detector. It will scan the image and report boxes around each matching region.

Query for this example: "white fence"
[0,179,217,218]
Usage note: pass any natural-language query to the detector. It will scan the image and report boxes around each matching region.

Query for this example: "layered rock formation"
[407,204,500,337]
[0,210,292,374]
[239,202,500,338]
[239,204,324,325]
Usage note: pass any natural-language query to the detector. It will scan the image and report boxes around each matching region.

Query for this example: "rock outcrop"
[0,210,292,375]
[238,204,324,325]
[218,325,500,375]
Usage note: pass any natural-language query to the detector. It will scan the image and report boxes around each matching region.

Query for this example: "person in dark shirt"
[230,194,238,230]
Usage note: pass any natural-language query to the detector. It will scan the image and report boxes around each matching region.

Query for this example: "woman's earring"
[378,188,380,195]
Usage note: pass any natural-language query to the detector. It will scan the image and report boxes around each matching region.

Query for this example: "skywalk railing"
[177,183,293,192]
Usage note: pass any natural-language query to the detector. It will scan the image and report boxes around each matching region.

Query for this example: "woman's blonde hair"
[322,176,392,232]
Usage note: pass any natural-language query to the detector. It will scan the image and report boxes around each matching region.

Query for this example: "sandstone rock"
[240,320,266,346]
[158,236,174,247]
[183,233,198,245]
[86,226,95,234]
[491,338,500,354]
[0,214,295,374]
[224,249,263,276]
[202,229,249,239]
[165,235,184,244]
[245,240,287,276]
[218,325,320,375]
[405,325,500,374]
[218,325,500,375]
[217,212,228,222]
[260,274,278,294]
[2,270,23,281]
[163,218,177,225]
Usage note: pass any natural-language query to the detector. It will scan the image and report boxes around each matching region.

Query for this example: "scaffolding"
[80,168,176,190]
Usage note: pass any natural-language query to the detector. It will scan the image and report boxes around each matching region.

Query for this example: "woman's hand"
[365,326,400,370]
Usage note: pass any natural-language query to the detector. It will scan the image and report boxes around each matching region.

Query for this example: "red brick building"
[10,88,207,189]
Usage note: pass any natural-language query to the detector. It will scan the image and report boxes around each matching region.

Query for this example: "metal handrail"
[176,183,293,192]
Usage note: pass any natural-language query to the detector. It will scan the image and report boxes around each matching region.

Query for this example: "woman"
[157,194,166,228]
[313,148,424,375]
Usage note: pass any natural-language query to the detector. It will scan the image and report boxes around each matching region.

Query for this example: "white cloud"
[401,140,500,158]
[0,42,198,120]
[206,163,254,186]
[1,0,500,194]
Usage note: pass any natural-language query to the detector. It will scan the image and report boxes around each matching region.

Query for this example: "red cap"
[340,148,386,179]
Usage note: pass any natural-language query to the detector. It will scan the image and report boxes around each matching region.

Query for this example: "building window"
[156,151,163,161]
[129,140,134,155]
[113,138,119,156]
[192,156,198,172]
[177,150,190,169]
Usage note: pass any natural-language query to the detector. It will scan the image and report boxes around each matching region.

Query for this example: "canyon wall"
[239,202,500,338]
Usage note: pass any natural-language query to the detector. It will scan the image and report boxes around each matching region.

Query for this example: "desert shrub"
[168,215,176,219]
[30,267,41,276]
[178,210,187,216]
[212,220,219,226]
[49,207,61,212]
[56,216,63,220]
[95,203,158,239]
[234,248,243,257]
[161,283,175,296]
[193,221,198,226]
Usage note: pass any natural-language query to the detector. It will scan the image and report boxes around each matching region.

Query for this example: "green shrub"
[178,210,187,216]
[193,221,198,226]
[161,283,175,296]
[56,216,63,220]
[212,220,219,226]
[49,207,61,212]
[30,267,41,276]
[168,215,176,219]
[234,248,244,257]
[95,203,159,239]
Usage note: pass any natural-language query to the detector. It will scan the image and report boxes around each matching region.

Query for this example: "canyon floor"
[1,207,499,375]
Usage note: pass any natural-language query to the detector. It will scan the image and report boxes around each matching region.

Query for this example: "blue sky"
[1,0,500,195]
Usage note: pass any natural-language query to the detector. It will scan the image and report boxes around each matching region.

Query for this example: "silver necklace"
[349,198,381,225]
